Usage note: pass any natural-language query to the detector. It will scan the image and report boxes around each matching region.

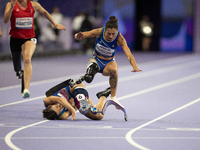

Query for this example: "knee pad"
[85,62,99,83]
[73,87,92,114]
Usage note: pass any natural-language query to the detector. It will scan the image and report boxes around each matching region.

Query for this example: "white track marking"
[3,56,200,149]
[0,74,83,91]
[167,128,200,131]
[4,72,200,150]
[1,60,197,108]
[1,56,200,91]
[9,136,200,140]
[0,96,45,108]
[5,120,49,150]
[125,97,200,150]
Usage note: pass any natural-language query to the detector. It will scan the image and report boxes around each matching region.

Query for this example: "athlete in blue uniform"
[75,15,142,103]
[43,81,111,121]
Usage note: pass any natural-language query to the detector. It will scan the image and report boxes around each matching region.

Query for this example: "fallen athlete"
[43,78,127,121]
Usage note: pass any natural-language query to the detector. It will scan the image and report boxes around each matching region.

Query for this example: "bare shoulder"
[6,2,11,5]
[117,33,126,45]
[5,2,11,8]
[31,1,41,10]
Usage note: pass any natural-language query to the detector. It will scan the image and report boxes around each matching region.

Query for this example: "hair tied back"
[109,16,118,22]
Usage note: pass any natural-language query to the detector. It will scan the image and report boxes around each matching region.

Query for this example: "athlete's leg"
[21,40,36,96]
[84,96,106,120]
[84,58,99,83]
[102,61,118,98]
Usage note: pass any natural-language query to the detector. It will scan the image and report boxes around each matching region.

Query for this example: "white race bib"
[16,17,33,29]
[96,43,114,57]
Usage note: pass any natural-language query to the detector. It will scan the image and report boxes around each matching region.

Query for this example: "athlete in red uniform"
[4,0,66,98]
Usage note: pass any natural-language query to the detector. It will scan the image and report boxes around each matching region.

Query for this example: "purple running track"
[0,52,200,150]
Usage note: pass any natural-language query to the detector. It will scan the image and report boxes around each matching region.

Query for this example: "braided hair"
[105,16,118,30]
[43,105,58,120]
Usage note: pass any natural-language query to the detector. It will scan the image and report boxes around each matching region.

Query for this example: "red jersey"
[9,0,35,39]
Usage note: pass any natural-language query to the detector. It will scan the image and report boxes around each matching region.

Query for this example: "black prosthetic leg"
[11,51,23,79]
[85,62,99,83]
[11,51,24,93]
[21,70,24,93]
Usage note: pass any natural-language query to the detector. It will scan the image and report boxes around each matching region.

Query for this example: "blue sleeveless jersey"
[94,28,120,58]
[51,86,74,119]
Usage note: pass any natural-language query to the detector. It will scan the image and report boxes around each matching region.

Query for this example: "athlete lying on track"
[43,78,127,121]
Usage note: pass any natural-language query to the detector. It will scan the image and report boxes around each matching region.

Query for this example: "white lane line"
[0,96,45,108]
[119,72,200,101]
[0,60,189,108]
[0,74,83,91]
[128,137,200,140]
[5,72,200,150]
[166,128,200,131]
[125,98,200,150]
[5,120,49,150]
[9,137,200,140]
[1,56,200,91]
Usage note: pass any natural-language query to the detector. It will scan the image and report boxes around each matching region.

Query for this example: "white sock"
[109,96,117,101]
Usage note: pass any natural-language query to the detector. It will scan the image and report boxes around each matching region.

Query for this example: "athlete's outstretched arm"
[74,28,102,40]
[118,34,142,72]
[32,2,66,30]
[4,0,16,23]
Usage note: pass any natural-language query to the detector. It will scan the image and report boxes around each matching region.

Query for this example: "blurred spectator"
[0,27,2,37]
[139,15,154,51]
[40,24,59,50]
[40,24,56,42]
[72,12,85,49]
[80,12,94,54]
[51,6,63,39]
[80,12,93,32]
[72,12,85,35]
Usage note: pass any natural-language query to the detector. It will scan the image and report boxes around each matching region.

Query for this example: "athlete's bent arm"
[118,34,142,72]
[43,96,76,120]
[4,1,16,23]
[59,110,72,120]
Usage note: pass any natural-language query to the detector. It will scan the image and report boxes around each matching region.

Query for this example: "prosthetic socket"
[84,62,99,83]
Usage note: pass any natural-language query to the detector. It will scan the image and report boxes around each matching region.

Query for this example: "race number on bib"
[96,43,115,57]
[16,18,33,29]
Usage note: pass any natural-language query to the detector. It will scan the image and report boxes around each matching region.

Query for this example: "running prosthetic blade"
[21,70,24,94]
[101,100,128,121]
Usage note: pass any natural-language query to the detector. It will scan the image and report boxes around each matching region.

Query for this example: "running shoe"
[96,87,111,99]
[22,89,30,98]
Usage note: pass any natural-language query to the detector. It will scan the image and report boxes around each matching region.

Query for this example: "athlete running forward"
[4,0,66,98]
